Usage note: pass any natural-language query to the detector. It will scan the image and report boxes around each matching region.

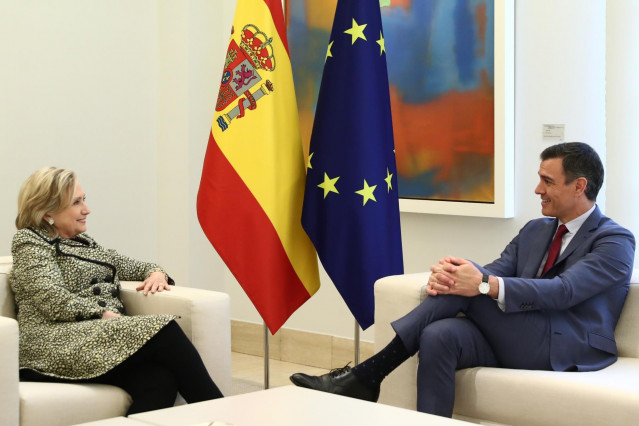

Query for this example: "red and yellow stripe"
[197,0,320,333]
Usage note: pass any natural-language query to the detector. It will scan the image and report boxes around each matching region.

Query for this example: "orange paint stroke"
[475,3,487,57]
[389,0,413,12]
[391,70,494,186]
[305,0,338,30]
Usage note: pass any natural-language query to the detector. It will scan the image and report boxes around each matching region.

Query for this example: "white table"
[127,386,469,425]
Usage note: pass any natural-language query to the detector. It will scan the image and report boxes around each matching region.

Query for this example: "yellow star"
[355,179,377,205]
[377,31,386,55]
[307,152,314,170]
[318,173,340,199]
[385,168,393,192]
[326,41,334,61]
[344,19,367,45]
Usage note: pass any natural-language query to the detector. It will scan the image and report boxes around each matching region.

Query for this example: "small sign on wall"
[543,124,565,142]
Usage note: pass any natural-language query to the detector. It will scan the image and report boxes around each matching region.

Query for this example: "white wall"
[606,0,639,250]
[2,0,632,344]
[0,0,160,262]
[155,0,236,292]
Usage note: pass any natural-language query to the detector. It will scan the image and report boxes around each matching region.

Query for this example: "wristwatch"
[478,273,490,295]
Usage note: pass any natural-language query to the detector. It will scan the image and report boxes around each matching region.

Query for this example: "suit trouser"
[392,294,552,416]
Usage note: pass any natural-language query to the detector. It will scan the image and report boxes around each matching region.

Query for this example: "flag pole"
[259,0,288,391]
[354,320,360,365]
[264,322,270,389]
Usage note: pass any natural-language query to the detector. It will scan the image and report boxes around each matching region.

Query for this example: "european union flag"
[302,0,403,330]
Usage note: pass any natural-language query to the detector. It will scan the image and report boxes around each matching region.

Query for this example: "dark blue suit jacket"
[479,206,635,372]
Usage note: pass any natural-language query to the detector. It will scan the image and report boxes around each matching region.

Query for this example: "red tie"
[541,224,568,276]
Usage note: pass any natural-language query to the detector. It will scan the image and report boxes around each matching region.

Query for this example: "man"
[290,142,635,417]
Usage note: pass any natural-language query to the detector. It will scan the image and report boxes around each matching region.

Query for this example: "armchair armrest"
[374,272,429,410]
[0,316,19,426]
[120,282,232,396]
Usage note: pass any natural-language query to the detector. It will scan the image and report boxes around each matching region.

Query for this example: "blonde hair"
[16,167,77,237]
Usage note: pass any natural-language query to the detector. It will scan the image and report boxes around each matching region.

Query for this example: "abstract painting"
[287,0,513,217]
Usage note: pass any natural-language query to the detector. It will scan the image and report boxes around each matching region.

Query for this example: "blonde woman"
[11,167,223,414]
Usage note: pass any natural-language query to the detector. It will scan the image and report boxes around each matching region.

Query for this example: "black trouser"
[21,321,224,414]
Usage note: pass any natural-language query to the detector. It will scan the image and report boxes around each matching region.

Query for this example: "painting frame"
[398,0,514,218]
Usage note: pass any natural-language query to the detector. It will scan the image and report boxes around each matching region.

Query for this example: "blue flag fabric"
[301,0,404,330]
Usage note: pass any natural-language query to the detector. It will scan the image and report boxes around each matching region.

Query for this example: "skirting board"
[231,320,374,370]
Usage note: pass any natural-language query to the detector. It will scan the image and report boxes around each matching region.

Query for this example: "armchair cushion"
[0,256,16,318]
[19,382,131,426]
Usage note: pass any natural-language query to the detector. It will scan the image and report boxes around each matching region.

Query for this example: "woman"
[11,167,223,414]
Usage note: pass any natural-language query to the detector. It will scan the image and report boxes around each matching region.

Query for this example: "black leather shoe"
[289,365,380,402]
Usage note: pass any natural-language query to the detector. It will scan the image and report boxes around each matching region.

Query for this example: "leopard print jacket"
[10,227,177,379]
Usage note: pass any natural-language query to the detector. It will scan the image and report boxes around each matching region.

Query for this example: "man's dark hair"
[540,142,603,201]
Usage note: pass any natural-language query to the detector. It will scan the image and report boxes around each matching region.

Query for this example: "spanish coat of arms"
[215,24,276,132]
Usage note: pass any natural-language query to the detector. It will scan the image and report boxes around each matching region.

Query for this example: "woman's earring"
[48,218,54,225]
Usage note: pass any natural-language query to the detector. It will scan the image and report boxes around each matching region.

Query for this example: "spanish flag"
[197,0,320,333]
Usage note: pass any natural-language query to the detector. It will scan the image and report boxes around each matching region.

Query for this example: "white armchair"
[374,271,639,425]
[0,256,232,426]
